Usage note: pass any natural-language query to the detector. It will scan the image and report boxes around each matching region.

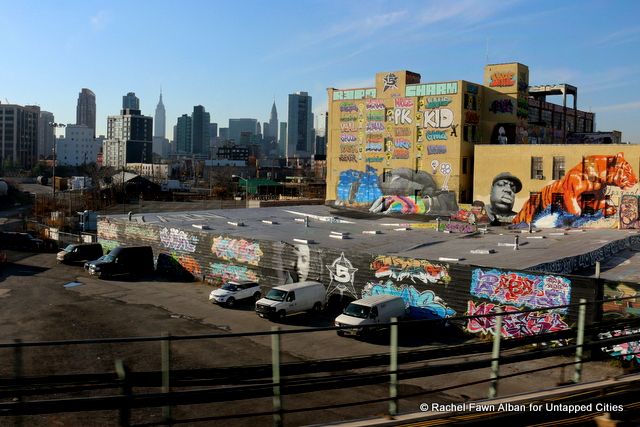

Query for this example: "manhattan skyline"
[2,0,639,143]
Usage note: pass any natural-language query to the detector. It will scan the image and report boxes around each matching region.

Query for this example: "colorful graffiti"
[620,195,640,229]
[443,221,476,233]
[124,224,157,240]
[326,252,358,298]
[366,99,385,110]
[339,154,358,162]
[211,236,263,265]
[363,281,455,319]
[603,283,640,316]
[599,329,640,364]
[427,145,447,154]
[489,99,514,114]
[339,102,358,113]
[159,227,198,252]
[426,131,447,141]
[371,255,451,285]
[489,72,515,87]
[471,268,571,311]
[208,262,258,282]
[335,166,383,205]
[466,301,569,338]
[513,153,639,225]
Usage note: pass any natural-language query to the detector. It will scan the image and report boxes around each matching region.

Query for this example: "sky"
[1,0,640,142]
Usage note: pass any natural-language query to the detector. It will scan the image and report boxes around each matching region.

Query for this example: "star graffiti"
[383,73,398,92]
[326,252,358,298]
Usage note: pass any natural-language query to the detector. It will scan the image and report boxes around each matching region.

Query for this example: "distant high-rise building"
[286,92,313,159]
[219,127,229,140]
[279,122,287,158]
[154,91,166,138]
[103,108,153,169]
[269,101,279,141]
[0,104,39,170]
[123,92,140,110]
[191,105,210,156]
[263,122,270,140]
[38,111,55,160]
[76,88,96,138]
[314,111,328,156]
[229,118,258,146]
[209,122,218,153]
[56,125,101,166]
[175,114,192,154]
[153,91,168,157]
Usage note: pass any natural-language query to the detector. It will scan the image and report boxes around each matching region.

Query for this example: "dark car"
[57,243,104,264]
[0,232,43,251]
[85,245,154,279]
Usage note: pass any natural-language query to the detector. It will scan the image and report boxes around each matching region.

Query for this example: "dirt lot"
[0,251,624,426]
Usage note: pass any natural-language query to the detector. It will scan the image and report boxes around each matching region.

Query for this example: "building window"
[552,157,565,180]
[462,157,468,174]
[531,157,544,179]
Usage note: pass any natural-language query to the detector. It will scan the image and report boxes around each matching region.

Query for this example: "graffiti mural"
[371,255,450,285]
[335,166,383,206]
[159,227,198,252]
[424,109,454,128]
[489,99,514,114]
[212,236,263,265]
[489,72,515,87]
[326,252,358,298]
[443,221,476,233]
[513,153,639,225]
[124,224,157,240]
[487,172,522,224]
[383,73,398,92]
[620,195,640,229]
[466,301,569,338]
[603,283,640,316]
[599,329,640,364]
[209,262,258,283]
[363,281,455,319]
[471,268,571,311]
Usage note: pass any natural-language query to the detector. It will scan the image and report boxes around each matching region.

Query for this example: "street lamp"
[231,175,248,208]
[48,122,66,197]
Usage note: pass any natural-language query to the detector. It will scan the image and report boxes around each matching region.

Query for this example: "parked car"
[57,243,103,264]
[85,246,154,279]
[255,281,326,321]
[334,295,407,336]
[0,232,43,251]
[209,281,261,307]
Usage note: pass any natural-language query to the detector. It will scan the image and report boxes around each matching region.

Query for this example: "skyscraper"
[286,91,313,159]
[269,101,278,141]
[103,108,153,169]
[123,92,140,110]
[228,118,258,146]
[76,88,96,138]
[153,91,167,157]
[38,111,55,160]
[279,122,287,158]
[0,104,39,170]
[175,114,192,154]
[191,105,210,156]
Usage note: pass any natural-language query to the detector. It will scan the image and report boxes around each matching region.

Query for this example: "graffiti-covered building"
[325,62,613,225]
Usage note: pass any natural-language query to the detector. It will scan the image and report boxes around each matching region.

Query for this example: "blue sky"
[2,0,639,142]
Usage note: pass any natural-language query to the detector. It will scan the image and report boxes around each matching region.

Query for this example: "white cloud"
[90,10,110,31]
[595,26,640,47]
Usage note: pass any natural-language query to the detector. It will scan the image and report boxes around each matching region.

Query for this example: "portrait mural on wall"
[486,172,522,225]
[513,153,638,227]
[490,123,516,145]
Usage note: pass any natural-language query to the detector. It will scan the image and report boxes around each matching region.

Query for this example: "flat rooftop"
[103,204,640,274]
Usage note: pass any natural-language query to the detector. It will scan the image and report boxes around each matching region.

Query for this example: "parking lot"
[0,251,623,426]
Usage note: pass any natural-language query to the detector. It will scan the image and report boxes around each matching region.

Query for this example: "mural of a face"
[379,168,437,196]
[491,179,517,213]
[295,244,311,282]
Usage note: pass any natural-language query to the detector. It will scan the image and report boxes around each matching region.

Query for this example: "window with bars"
[531,157,544,179]
[552,156,565,180]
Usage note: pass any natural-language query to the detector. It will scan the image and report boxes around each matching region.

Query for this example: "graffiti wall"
[98,217,600,338]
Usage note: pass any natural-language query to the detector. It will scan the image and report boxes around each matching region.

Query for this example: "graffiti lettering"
[470,268,571,311]
[426,131,447,141]
[395,127,411,137]
[340,134,357,143]
[339,154,358,162]
[212,236,263,265]
[160,227,198,252]
[371,255,450,284]
[340,145,358,154]
[367,134,383,143]
[367,112,385,121]
[466,301,569,338]
[363,281,455,319]
[339,102,358,112]
[444,222,476,233]
[467,84,479,94]
[209,262,258,282]
[365,143,383,152]
[366,99,385,110]
[599,329,640,363]
[489,99,514,114]
[366,122,385,133]
[406,82,458,97]
[427,145,447,155]
[124,224,157,240]
[98,222,118,240]
[424,109,454,128]
[340,122,358,131]
[366,156,385,163]
[333,89,376,101]
[393,109,412,125]
[394,98,414,108]
[490,72,515,87]
[340,116,357,122]
[426,97,451,108]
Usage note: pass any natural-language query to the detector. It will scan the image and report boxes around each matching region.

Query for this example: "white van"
[255,281,326,320]
[334,295,407,336]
